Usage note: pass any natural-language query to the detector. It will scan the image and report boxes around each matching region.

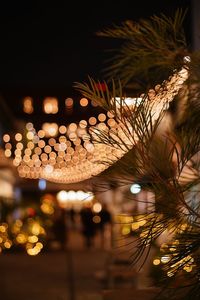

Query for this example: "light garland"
[2,67,188,184]
[3,118,125,183]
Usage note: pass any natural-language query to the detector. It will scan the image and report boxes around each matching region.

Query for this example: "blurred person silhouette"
[97,203,112,248]
[69,207,76,228]
[52,207,67,250]
[80,202,96,248]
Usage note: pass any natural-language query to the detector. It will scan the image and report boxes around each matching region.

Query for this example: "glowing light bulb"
[130,183,141,194]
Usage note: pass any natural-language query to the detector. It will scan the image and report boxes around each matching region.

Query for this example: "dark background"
[0,0,192,98]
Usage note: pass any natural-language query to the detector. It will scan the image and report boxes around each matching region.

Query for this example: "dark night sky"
[0,0,192,100]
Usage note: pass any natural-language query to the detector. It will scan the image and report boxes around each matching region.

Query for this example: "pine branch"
[96,9,188,88]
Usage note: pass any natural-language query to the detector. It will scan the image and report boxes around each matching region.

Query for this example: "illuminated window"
[23,97,34,114]
[43,97,58,114]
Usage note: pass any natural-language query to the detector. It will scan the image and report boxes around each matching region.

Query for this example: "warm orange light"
[15,133,22,141]
[91,100,98,107]
[4,149,11,157]
[79,120,87,128]
[65,97,73,108]
[68,123,77,132]
[89,117,97,126]
[26,132,34,140]
[80,98,88,107]
[98,113,106,122]
[26,122,34,131]
[59,125,67,134]
[3,134,10,143]
[42,123,58,137]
